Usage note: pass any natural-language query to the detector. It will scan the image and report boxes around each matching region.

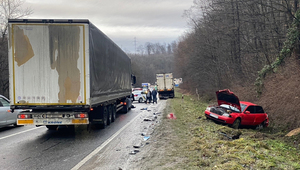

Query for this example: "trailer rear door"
[8,21,89,106]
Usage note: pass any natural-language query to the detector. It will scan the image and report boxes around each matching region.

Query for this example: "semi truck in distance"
[156,73,174,99]
[8,19,136,130]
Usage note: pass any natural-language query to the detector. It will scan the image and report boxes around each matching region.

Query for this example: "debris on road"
[129,152,135,155]
[167,113,177,119]
[143,136,150,141]
[140,108,148,110]
[143,118,152,121]
[219,131,242,140]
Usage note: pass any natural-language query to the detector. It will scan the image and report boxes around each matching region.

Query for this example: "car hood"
[216,89,241,112]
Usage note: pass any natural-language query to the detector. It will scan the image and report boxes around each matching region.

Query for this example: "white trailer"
[156,73,174,99]
[8,19,135,129]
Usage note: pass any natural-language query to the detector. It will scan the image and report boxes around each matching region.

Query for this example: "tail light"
[123,102,127,106]
[18,114,32,119]
[134,94,138,97]
[75,113,88,118]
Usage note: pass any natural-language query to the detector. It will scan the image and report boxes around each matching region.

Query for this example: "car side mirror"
[245,111,250,114]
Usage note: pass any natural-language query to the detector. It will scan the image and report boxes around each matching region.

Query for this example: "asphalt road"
[0,100,165,170]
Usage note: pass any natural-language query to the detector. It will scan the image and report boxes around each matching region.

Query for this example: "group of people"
[146,88,158,104]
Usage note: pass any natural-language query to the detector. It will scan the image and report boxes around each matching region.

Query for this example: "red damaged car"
[205,89,269,129]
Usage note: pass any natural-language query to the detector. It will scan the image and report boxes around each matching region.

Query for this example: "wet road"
[0,101,162,170]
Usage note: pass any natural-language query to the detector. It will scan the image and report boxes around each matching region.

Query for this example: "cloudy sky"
[23,0,194,53]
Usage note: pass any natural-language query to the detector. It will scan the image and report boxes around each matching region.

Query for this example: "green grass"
[160,89,300,170]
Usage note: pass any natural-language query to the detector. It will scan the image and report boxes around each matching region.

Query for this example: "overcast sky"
[23,0,194,53]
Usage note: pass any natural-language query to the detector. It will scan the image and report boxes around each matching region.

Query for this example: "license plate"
[210,113,218,119]
[18,119,34,125]
[46,114,63,118]
[72,119,88,124]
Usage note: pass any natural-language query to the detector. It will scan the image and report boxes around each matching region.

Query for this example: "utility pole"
[134,37,137,55]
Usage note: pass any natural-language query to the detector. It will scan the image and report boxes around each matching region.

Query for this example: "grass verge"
[159,89,300,170]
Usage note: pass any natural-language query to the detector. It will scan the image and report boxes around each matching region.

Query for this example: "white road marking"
[0,126,44,140]
[71,114,140,170]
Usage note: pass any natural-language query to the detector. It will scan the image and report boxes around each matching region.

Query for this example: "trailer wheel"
[100,106,108,129]
[107,105,112,125]
[46,125,58,130]
[112,104,116,122]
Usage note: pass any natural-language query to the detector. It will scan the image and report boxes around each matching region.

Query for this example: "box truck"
[156,73,174,99]
[8,19,136,129]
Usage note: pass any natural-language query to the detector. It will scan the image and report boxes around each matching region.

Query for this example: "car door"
[0,97,14,126]
[242,106,256,125]
[252,106,266,126]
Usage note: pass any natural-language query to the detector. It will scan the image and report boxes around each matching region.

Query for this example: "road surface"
[0,100,166,170]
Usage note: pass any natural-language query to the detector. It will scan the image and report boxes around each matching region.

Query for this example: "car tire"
[138,98,143,103]
[231,118,241,129]
[256,121,266,130]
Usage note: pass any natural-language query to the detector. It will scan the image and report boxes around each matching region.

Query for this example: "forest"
[174,0,299,97]
[172,0,300,131]
[131,0,300,131]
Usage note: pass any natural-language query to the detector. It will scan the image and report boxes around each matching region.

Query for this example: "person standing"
[152,88,158,104]
[146,89,152,104]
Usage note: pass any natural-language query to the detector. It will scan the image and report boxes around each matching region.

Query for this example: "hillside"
[231,55,300,132]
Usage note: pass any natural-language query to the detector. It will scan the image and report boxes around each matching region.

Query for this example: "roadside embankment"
[131,89,300,169]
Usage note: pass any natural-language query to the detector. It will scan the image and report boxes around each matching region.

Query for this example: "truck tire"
[107,105,112,125]
[100,106,108,129]
[46,125,58,130]
[122,98,130,113]
[112,104,116,122]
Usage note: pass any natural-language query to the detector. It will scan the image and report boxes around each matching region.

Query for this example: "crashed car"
[205,89,269,129]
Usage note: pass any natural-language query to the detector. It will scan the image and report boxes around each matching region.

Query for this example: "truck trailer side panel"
[89,23,132,106]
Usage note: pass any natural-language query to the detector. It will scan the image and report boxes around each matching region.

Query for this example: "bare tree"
[175,0,298,98]
[0,0,32,97]
[0,0,33,41]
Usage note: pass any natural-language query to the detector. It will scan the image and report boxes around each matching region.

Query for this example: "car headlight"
[223,113,231,117]
[206,107,211,111]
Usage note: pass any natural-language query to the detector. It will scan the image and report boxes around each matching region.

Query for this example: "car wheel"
[138,98,143,103]
[256,121,266,130]
[231,118,241,129]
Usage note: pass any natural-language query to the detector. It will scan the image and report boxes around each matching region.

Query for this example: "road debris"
[219,131,242,140]
[143,118,152,121]
[167,113,177,119]
[140,108,148,110]
[143,136,150,141]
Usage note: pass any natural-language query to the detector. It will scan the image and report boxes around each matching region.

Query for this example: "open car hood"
[216,89,241,112]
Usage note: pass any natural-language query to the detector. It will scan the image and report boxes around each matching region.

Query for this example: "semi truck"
[156,73,174,99]
[8,19,136,130]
